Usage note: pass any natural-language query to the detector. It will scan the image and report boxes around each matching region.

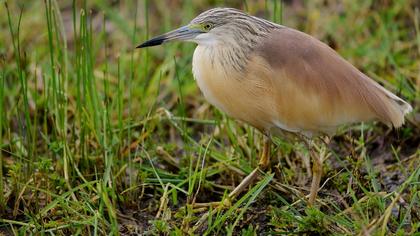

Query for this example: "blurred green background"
[0,0,419,235]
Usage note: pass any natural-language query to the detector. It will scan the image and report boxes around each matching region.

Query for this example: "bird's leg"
[308,147,323,205]
[258,135,271,170]
[301,138,328,206]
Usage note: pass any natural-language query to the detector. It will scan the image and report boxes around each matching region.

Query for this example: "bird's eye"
[203,23,213,31]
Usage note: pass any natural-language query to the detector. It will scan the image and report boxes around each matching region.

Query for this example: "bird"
[137,8,413,205]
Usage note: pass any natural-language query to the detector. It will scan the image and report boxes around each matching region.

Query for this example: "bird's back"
[191,26,412,137]
[255,27,412,135]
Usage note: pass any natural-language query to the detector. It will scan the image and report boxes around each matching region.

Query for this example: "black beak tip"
[136,44,145,49]
[136,37,166,49]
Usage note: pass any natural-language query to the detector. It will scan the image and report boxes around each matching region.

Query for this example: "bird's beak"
[136,25,203,48]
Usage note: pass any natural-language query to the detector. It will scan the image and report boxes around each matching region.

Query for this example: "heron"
[137,8,412,205]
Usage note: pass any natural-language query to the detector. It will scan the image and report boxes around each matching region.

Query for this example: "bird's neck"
[198,38,255,74]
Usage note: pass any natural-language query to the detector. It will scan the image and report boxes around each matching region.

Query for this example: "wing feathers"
[364,78,413,127]
[256,27,412,132]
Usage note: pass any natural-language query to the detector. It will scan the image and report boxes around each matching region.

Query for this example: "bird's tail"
[369,81,413,128]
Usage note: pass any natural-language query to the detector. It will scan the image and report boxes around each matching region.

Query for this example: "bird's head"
[137,8,276,48]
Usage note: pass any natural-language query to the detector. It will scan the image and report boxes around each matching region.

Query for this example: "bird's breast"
[192,46,278,131]
[192,46,230,114]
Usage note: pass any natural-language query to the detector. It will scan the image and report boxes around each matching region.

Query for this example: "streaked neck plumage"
[191,8,281,73]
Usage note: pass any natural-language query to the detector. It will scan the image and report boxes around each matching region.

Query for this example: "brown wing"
[255,27,412,134]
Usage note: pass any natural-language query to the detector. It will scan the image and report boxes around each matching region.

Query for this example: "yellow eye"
[203,23,213,31]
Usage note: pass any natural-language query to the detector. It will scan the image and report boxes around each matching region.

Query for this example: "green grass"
[0,0,419,235]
